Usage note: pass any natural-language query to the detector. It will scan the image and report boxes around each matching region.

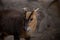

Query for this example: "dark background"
[0,0,60,40]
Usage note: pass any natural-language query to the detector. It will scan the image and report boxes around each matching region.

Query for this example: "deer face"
[23,8,39,32]
[26,11,37,32]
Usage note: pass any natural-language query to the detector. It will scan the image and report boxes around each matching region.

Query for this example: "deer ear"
[34,8,39,12]
[22,7,28,11]
[32,8,40,17]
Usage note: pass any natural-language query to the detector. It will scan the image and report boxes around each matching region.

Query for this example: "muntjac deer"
[0,8,39,40]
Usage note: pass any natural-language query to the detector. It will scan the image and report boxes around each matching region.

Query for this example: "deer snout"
[27,27,32,32]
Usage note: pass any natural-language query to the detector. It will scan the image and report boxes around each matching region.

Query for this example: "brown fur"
[26,11,37,32]
[0,9,30,40]
[0,8,38,40]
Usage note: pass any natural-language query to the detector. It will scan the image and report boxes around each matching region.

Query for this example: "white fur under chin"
[27,27,32,32]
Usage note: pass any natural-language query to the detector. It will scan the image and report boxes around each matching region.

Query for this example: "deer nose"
[27,27,32,32]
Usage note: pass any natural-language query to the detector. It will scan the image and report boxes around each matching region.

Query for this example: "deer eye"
[30,18,33,21]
